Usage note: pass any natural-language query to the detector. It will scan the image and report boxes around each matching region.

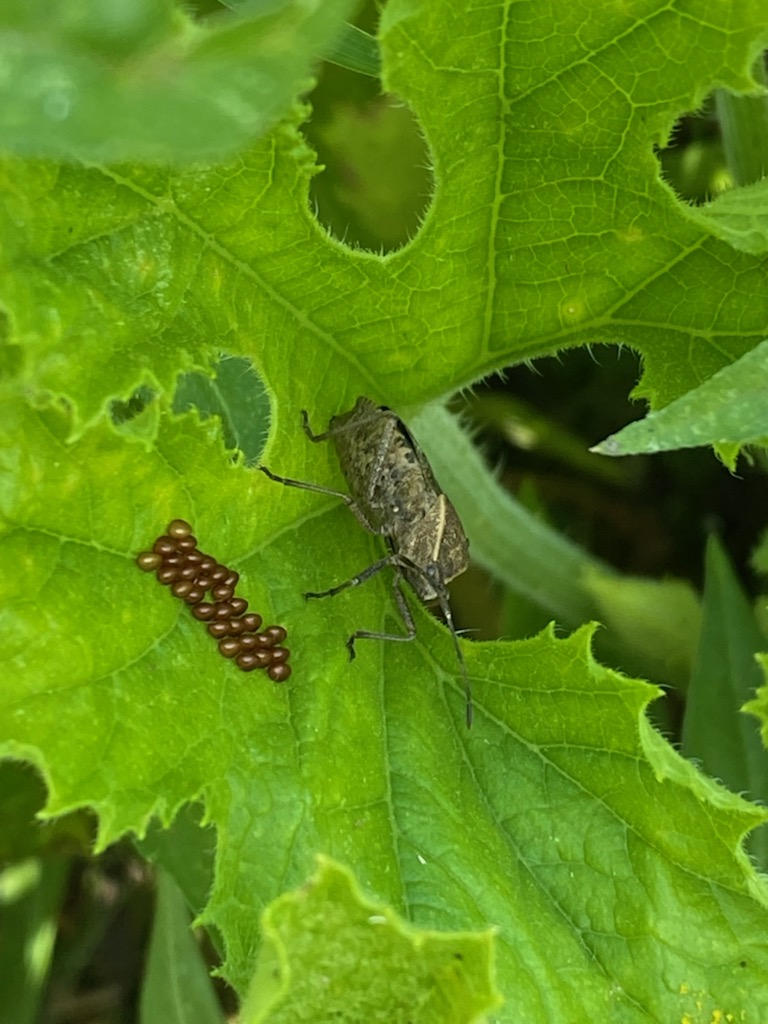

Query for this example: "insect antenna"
[433,588,473,728]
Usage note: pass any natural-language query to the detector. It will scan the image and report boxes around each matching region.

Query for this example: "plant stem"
[714,58,768,186]
[410,403,610,629]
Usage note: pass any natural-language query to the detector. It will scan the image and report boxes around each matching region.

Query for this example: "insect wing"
[331,399,401,532]
[435,497,469,582]
[397,494,469,600]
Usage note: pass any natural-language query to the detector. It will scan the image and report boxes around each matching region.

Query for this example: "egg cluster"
[136,519,291,682]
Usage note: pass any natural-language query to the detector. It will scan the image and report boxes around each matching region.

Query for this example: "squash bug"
[259,397,472,725]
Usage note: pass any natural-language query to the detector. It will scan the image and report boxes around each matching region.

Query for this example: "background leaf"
[140,868,225,1024]
[688,177,768,255]
[592,339,768,460]
[0,0,358,162]
[685,536,768,866]
[0,857,68,1024]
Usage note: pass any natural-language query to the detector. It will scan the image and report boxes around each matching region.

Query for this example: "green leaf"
[0,0,357,162]
[139,805,218,927]
[3,2,768,425]
[241,858,501,1023]
[4,1,768,1020]
[173,356,271,465]
[686,536,768,867]
[322,23,381,78]
[591,339,768,462]
[0,857,69,1024]
[688,178,768,255]
[744,656,768,765]
[3,375,768,1014]
[582,569,702,689]
[140,868,225,1024]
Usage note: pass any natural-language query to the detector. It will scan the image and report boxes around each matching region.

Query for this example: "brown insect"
[260,397,472,725]
[136,519,291,682]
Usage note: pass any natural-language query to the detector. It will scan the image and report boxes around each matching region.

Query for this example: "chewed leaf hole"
[657,69,768,207]
[303,63,434,252]
[173,354,270,465]
[656,77,768,255]
[656,95,728,205]
[110,385,156,425]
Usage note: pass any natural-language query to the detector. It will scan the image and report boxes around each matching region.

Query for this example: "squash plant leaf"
[241,857,501,1023]
[3,1,768,1020]
[592,338,768,462]
[0,0,358,162]
[687,176,768,256]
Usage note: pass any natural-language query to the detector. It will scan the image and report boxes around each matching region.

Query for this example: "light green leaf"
[322,23,380,78]
[241,857,500,1023]
[0,0,357,162]
[688,178,768,255]
[3,2,768,427]
[592,339,768,460]
[582,569,702,689]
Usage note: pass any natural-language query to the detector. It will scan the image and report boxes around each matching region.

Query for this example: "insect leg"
[300,409,335,443]
[304,556,416,656]
[260,464,378,532]
[304,553,399,601]
[345,569,417,660]
[259,464,352,503]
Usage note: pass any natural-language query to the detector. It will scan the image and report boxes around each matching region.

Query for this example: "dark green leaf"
[682,535,768,865]
[140,869,225,1024]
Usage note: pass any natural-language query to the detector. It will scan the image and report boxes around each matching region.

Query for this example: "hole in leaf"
[657,53,768,205]
[110,385,157,425]
[110,385,160,444]
[656,96,729,205]
[303,50,434,252]
[656,64,768,256]
[173,354,270,465]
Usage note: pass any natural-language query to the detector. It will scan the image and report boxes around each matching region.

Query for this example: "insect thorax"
[333,400,445,528]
